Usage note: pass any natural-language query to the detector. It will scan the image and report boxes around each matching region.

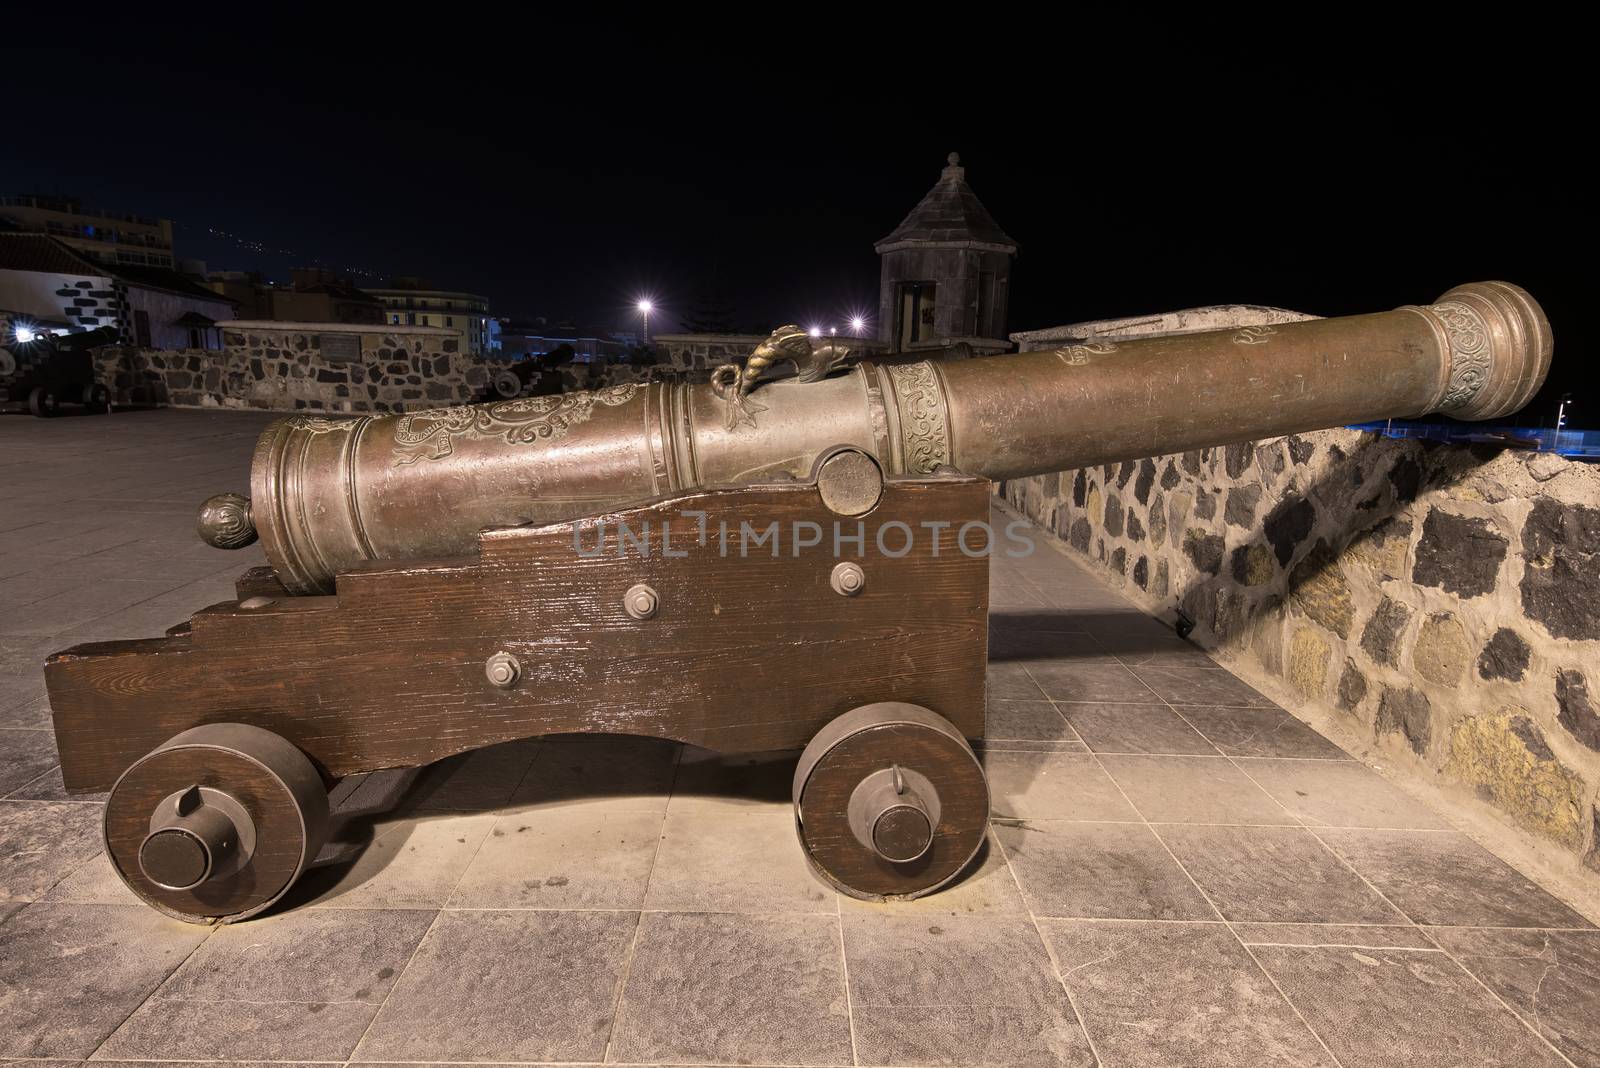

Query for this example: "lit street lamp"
[849,316,866,336]
[636,299,653,346]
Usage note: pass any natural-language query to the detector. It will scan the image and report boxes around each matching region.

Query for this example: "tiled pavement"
[2,408,1599,1067]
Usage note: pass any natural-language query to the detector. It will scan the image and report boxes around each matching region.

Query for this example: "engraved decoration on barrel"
[1428,299,1492,411]
[391,383,640,464]
[886,361,952,473]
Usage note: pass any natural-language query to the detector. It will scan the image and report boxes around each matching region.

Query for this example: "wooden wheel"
[103,723,329,923]
[492,368,523,398]
[28,387,58,417]
[82,382,111,413]
[793,703,988,900]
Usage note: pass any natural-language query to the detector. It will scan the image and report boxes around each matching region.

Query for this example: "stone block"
[1104,492,1124,536]
[1085,484,1102,531]
[1132,555,1148,589]
[1446,709,1587,849]
[1526,451,1566,482]
[1520,497,1600,640]
[1194,489,1217,521]
[1359,595,1412,666]
[1389,455,1423,502]
[1377,687,1431,754]
[1224,484,1260,528]
[1413,507,1507,598]
[1183,528,1224,576]
[1135,458,1156,504]
[1413,613,1470,686]
[1149,492,1168,548]
[1474,628,1530,683]
[1555,670,1600,752]
[1346,515,1412,579]
[1337,658,1368,714]
[1286,626,1331,699]
[1264,495,1315,566]
[1224,442,1254,478]
[1127,511,1145,542]
[1230,544,1275,587]
[1072,469,1087,506]
[1068,517,1091,553]
[1289,540,1353,638]
[1160,460,1181,490]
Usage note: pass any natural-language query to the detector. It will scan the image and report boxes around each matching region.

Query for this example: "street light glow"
[849,316,866,333]
[14,325,37,344]
[808,325,822,337]
[636,299,653,314]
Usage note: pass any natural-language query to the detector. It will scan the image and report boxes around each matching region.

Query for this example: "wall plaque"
[321,334,360,363]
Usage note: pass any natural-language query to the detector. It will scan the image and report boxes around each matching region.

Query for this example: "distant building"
[0,234,236,349]
[368,278,493,356]
[1,194,176,269]
[202,267,385,325]
[875,153,1017,354]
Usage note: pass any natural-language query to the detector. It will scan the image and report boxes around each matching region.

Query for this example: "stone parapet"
[1002,432,1600,877]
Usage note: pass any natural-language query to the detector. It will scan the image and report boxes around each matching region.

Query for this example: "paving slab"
[843,913,1094,1066]
[1252,941,1570,1067]
[1041,918,1336,1066]
[609,911,853,1066]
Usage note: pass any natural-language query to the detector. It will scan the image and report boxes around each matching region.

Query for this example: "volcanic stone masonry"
[94,324,485,412]
[87,328,889,414]
[1001,430,1600,874]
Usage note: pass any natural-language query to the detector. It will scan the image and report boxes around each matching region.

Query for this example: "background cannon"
[46,282,1552,921]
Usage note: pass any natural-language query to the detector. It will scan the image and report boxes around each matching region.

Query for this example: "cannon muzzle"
[215,282,1551,593]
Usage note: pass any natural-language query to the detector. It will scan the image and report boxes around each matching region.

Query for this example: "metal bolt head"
[831,562,865,596]
[485,651,521,688]
[624,583,659,620]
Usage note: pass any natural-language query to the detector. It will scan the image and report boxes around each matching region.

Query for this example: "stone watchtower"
[875,153,1018,354]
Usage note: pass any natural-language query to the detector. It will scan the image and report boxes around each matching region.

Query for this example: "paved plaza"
[2,408,1598,1067]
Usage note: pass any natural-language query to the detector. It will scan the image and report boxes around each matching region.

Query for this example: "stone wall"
[88,329,907,413]
[1001,433,1600,877]
[93,321,484,412]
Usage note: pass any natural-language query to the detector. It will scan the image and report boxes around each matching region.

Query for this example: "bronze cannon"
[45,282,1551,921]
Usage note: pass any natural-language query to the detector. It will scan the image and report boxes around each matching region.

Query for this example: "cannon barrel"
[203,282,1551,594]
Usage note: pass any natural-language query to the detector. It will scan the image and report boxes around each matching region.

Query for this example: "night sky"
[4,21,1588,425]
